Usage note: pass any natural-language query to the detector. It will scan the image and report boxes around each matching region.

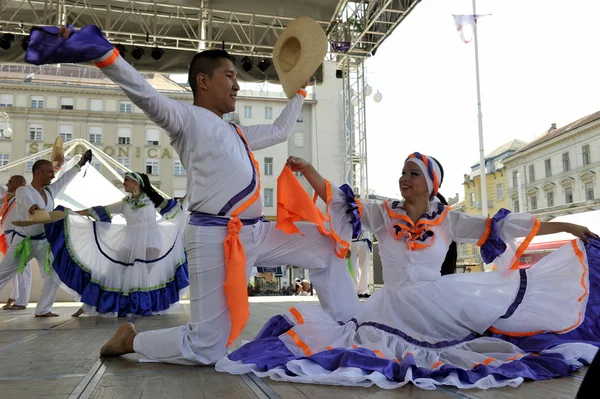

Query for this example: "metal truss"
[0,0,420,59]
[342,57,368,199]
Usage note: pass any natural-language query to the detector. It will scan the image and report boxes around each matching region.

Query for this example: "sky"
[171,0,600,201]
[362,0,600,199]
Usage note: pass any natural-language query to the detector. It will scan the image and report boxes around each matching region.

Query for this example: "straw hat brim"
[50,136,63,167]
[12,210,66,227]
[273,17,327,99]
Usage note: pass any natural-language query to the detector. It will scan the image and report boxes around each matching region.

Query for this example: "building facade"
[0,61,346,301]
[461,139,526,270]
[0,62,346,220]
[503,112,600,221]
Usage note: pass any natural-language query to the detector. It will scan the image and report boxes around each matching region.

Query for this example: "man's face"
[199,58,240,115]
[6,177,24,193]
[35,163,55,186]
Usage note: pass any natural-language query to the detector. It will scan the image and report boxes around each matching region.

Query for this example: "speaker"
[336,69,343,79]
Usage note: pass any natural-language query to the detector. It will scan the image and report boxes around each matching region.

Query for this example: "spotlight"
[240,56,253,72]
[257,59,271,73]
[131,47,145,60]
[0,33,15,51]
[151,47,164,61]
[115,44,127,57]
[21,35,30,51]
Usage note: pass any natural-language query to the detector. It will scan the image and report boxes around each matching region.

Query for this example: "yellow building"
[462,139,526,270]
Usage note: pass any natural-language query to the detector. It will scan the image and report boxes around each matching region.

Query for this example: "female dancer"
[216,153,600,390]
[46,172,188,317]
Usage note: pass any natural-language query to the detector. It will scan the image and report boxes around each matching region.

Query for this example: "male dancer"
[0,151,91,316]
[42,25,359,364]
[0,175,32,310]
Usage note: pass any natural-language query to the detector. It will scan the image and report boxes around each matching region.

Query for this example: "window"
[294,132,304,148]
[529,194,538,210]
[297,111,303,122]
[26,156,41,172]
[545,159,552,178]
[565,186,573,204]
[562,152,570,172]
[512,170,518,188]
[264,188,274,207]
[90,99,103,112]
[60,97,74,110]
[264,157,273,176]
[528,165,535,182]
[0,94,13,107]
[264,106,273,120]
[546,191,554,207]
[470,192,475,206]
[88,126,102,144]
[146,159,159,175]
[59,124,73,142]
[0,153,9,166]
[174,158,186,176]
[512,199,520,213]
[582,144,591,166]
[28,124,43,141]
[117,127,131,145]
[496,183,503,200]
[31,95,44,108]
[244,105,252,119]
[585,182,594,201]
[117,157,130,175]
[145,128,160,146]
[119,101,132,113]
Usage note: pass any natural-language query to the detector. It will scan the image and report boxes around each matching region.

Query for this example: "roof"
[0,64,188,93]
[504,110,600,160]
[0,0,421,80]
[470,139,527,168]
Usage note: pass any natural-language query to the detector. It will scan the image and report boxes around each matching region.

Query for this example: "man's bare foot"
[2,299,15,308]
[4,305,26,310]
[100,322,137,357]
[72,308,84,317]
[35,312,59,317]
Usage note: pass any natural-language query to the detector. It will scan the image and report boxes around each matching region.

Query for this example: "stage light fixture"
[21,35,30,51]
[115,44,127,57]
[257,59,271,73]
[151,47,164,61]
[241,56,253,72]
[131,47,145,60]
[0,33,15,51]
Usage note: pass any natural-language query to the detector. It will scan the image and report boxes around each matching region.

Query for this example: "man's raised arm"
[239,89,307,150]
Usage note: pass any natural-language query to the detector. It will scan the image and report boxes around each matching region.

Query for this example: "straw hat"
[12,210,66,227]
[50,136,64,168]
[273,17,327,99]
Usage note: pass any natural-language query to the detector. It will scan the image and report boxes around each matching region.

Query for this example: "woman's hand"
[286,156,310,172]
[567,224,598,243]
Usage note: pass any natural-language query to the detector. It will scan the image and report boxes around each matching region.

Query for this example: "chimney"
[550,123,557,130]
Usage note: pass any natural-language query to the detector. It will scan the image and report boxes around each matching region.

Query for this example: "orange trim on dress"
[296,89,307,98]
[286,330,312,356]
[289,307,304,325]
[476,217,492,247]
[490,240,588,337]
[93,48,120,68]
[508,218,541,270]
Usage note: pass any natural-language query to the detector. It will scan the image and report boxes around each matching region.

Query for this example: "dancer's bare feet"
[2,298,15,308]
[35,312,59,317]
[100,322,137,357]
[72,308,84,317]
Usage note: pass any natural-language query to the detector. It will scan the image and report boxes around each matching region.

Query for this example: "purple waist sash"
[189,212,265,227]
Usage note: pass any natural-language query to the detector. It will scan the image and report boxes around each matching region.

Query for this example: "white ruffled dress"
[216,183,600,390]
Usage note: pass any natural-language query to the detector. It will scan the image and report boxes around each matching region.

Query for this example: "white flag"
[453,14,476,43]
